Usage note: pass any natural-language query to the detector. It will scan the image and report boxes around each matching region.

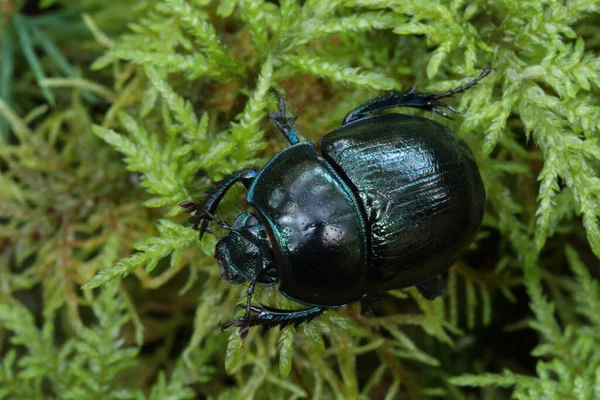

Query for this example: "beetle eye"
[245,214,260,228]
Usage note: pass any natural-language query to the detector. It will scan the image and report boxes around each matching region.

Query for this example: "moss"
[1,0,599,399]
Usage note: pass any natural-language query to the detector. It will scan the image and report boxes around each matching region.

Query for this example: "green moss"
[1,0,599,398]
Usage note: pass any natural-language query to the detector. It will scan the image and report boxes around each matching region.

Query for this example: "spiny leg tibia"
[342,68,492,125]
[221,305,325,339]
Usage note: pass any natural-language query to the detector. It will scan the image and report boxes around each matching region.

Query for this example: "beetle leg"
[360,293,382,316]
[221,305,325,339]
[342,68,492,125]
[268,88,300,145]
[239,266,272,321]
[415,271,449,300]
[179,169,257,240]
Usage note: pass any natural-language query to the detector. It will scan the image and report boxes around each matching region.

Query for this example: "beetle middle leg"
[342,68,492,125]
[222,305,325,339]
[415,271,449,300]
[179,169,257,239]
[360,293,382,316]
[268,88,300,145]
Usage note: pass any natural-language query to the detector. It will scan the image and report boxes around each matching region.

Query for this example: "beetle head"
[215,212,277,285]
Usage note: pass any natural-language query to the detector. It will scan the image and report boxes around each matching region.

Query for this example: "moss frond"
[2,0,600,398]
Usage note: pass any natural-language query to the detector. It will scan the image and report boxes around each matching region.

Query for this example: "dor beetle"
[180,69,489,337]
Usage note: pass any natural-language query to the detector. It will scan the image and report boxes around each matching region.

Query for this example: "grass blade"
[1,26,15,142]
[30,24,96,102]
[13,13,56,106]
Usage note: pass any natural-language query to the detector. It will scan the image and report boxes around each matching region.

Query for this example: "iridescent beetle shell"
[181,69,490,335]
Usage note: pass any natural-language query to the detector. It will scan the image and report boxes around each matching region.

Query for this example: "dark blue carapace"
[180,69,490,337]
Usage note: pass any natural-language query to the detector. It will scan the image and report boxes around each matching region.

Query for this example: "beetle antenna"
[196,210,234,231]
[179,200,237,232]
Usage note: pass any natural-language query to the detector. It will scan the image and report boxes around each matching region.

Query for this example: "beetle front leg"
[179,169,257,239]
[342,68,492,125]
[268,89,300,145]
[222,305,325,339]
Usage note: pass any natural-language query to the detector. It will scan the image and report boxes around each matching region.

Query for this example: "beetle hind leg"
[342,68,492,125]
[268,88,300,145]
[222,305,325,339]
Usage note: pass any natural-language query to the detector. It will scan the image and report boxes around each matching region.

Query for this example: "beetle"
[180,69,490,337]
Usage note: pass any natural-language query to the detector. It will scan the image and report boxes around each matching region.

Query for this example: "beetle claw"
[430,107,452,120]
[221,317,250,329]
[190,214,211,240]
[179,200,213,240]
[219,320,234,331]
[240,326,250,340]
[221,314,266,339]
[220,319,252,340]
[430,101,460,114]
